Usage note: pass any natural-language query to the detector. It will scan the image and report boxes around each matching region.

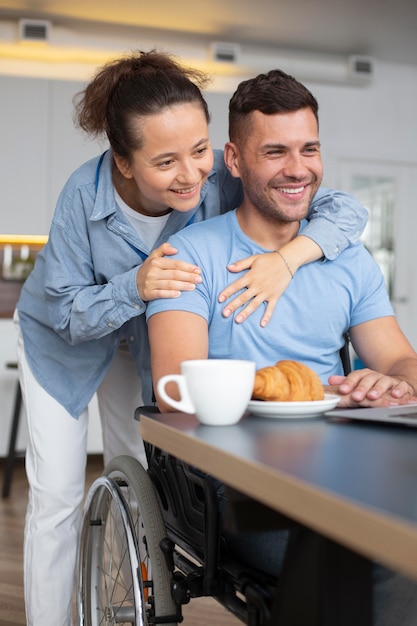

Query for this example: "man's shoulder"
[330,240,382,281]
[339,240,373,260]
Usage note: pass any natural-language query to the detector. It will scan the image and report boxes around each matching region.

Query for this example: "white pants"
[17,329,146,626]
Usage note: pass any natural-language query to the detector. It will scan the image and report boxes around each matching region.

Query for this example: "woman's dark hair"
[73,49,211,158]
[229,69,319,144]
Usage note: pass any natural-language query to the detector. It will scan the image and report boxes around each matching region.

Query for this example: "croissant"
[252,360,324,402]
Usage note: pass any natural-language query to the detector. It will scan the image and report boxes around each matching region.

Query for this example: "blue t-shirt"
[146,210,394,382]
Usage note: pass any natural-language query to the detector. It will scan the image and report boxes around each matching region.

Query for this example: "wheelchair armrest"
[134,405,160,421]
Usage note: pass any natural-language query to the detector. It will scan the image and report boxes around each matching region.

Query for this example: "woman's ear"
[113,153,134,179]
[224,141,241,179]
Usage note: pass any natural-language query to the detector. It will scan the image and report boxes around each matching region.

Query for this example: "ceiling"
[0,0,416,68]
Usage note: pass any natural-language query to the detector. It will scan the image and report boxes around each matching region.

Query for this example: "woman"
[15,50,367,625]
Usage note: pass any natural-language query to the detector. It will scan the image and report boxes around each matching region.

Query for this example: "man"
[147,70,417,408]
[146,69,417,623]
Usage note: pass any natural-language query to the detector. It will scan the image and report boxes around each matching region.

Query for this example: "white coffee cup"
[157,359,256,426]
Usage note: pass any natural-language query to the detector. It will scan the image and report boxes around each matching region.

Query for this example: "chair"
[2,362,24,498]
[340,332,352,375]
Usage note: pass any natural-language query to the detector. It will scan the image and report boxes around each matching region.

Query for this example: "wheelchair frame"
[77,437,279,625]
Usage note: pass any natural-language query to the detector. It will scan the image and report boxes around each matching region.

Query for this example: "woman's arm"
[218,188,368,326]
[302,187,368,260]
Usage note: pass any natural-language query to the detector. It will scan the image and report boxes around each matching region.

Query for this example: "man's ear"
[113,153,134,179]
[224,142,241,179]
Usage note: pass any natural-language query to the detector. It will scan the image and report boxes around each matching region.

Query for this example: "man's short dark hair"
[229,69,319,143]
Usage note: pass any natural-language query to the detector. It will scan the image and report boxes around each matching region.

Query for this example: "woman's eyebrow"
[150,137,210,162]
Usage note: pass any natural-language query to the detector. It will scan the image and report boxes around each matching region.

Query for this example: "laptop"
[327,404,417,427]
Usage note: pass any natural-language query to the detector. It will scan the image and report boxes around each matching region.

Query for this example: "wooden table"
[140,410,417,624]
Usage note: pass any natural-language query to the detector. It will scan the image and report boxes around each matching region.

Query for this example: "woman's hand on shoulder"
[136,242,202,301]
[218,252,291,327]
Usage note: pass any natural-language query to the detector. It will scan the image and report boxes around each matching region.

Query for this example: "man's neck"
[236,206,301,250]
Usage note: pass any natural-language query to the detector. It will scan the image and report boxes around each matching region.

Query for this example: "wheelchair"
[77,338,353,625]
[77,422,280,626]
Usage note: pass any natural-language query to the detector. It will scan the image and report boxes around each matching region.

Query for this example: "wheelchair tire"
[78,454,178,625]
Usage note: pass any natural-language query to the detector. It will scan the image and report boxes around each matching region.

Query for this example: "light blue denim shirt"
[17,148,367,417]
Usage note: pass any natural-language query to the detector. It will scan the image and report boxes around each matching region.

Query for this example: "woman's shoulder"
[203,148,242,213]
[51,152,112,228]
[211,147,226,169]
[64,152,105,188]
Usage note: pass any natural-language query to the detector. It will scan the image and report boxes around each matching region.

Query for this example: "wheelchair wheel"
[78,455,178,625]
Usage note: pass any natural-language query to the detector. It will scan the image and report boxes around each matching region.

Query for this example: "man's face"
[227,107,323,223]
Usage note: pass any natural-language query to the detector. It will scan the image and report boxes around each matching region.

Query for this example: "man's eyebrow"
[260,140,321,151]
[150,137,210,162]
[260,142,286,151]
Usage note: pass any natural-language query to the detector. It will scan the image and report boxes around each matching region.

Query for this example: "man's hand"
[327,368,417,407]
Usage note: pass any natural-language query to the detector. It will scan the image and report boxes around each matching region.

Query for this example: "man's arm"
[148,310,209,412]
[328,317,417,406]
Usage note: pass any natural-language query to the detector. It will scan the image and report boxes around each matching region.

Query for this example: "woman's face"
[114,102,214,216]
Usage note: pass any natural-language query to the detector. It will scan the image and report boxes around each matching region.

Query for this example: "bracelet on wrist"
[276,250,294,279]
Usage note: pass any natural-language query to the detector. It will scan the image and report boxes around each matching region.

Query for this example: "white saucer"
[248,394,340,419]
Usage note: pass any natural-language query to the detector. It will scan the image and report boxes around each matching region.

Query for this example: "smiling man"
[146,68,417,625]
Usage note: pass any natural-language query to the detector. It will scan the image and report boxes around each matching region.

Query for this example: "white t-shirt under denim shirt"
[114,188,170,250]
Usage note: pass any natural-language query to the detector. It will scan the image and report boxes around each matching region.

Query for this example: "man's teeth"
[280,186,305,194]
